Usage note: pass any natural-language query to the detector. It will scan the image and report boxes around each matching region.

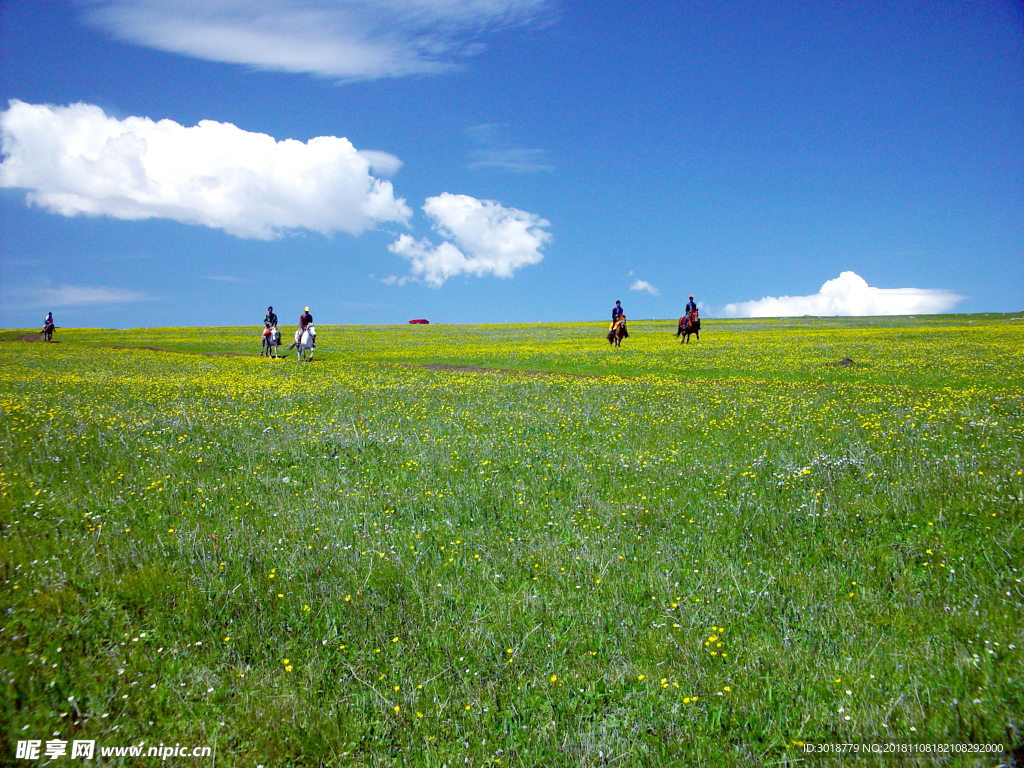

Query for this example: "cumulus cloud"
[389,192,551,286]
[0,100,410,239]
[630,279,659,296]
[78,0,554,82]
[722,271,964,317]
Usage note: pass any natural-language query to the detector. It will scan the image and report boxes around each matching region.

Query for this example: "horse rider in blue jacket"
[610,301,628,337]
[684,296,698,328]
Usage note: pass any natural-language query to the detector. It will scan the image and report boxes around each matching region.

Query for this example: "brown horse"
[607,318,628,347]
[674,315,700,343]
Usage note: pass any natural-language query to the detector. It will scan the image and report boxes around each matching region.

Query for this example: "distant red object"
[408,319,430,325]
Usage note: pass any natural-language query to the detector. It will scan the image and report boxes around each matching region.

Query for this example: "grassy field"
[1,316,1022,766]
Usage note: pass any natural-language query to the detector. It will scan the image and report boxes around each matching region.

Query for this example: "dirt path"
[15,333,56,343]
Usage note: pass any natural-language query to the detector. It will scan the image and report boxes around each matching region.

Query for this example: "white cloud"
[389,192,550,286]
[207,275,244,282]
[0,100,411,239]
[722,271,964,317]
[630,279,659,296]
[467,124,552,173]
[469,146,553,173]
[388,235,472,286]
[79,0,554,82]
[358,150,404,177]
[15,285,150,309]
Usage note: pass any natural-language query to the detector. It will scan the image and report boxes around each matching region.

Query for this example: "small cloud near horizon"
[630,279,659,297]
[722,271,964,317]
[6,284,151,311]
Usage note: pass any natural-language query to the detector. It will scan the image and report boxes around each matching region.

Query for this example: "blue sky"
[1,0,1022,328]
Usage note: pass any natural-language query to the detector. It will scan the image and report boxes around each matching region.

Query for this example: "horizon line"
[4,311,1022,332]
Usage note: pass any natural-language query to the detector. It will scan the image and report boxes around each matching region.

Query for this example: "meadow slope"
[1,316,1022,766]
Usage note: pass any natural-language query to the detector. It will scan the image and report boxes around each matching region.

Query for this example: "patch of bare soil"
[422,364,489,373]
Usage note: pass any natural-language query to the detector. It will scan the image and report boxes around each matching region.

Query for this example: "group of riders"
[264,299,695,352]
[261,305,315,356]
[608,295,700,344]
[43,300,696,349]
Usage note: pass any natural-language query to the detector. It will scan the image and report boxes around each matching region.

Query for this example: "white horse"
[295,326,315,362]
[261,326,281,357]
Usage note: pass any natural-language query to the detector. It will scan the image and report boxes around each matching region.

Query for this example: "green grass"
[1,316,1022,766]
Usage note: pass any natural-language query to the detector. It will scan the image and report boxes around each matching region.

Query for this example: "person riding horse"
[607,301,629,345]
[260,306,280,356]
[676,295,701,343]
[610,301,628,336]
[300,307,313,345]
[291,307,315,349]
[42,312,54,341]
[263,306,278,339]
